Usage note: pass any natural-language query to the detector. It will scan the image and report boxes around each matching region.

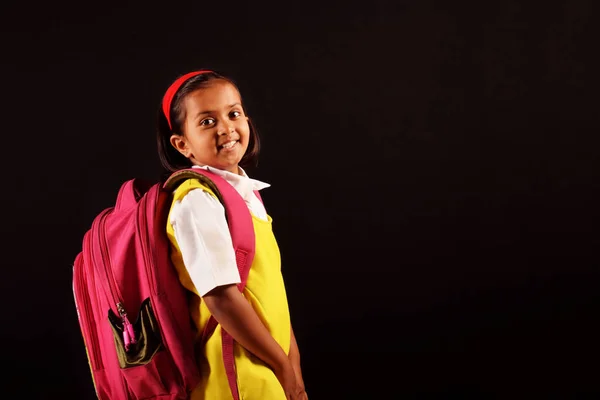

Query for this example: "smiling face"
[170,79,250,174]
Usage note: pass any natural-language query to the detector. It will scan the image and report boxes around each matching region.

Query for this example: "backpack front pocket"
[109,298,182,398]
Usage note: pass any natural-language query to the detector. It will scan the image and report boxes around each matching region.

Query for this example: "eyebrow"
[194,103,242,119]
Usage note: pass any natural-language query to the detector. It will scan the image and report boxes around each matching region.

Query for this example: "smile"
[219,140,238,150]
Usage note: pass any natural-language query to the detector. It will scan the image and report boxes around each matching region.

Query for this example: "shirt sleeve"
[170,188,241,297]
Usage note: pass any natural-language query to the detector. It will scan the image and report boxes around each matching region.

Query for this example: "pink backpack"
[73,168,258,400]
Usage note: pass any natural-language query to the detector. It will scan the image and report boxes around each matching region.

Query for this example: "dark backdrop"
[1,0,598,398]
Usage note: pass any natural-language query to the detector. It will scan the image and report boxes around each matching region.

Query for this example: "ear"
[170,134,189,158]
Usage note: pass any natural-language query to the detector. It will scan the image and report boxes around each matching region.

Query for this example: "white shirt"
[169,165,270,297]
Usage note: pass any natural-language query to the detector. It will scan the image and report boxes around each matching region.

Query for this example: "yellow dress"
[166,178,291,399]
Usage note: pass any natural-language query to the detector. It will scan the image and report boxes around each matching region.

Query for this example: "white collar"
[191,165,270,200]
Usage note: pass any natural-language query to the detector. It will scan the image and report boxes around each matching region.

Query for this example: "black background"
[1,0,598,398]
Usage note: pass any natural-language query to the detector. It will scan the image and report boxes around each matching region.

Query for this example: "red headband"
[162,70,214,130]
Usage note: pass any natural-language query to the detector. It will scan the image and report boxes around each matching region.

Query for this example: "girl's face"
[170,79,250,174]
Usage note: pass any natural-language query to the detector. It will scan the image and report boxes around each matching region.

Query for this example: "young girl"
[156,70,307,400]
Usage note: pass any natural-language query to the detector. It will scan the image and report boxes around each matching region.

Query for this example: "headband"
[161,70,214,130]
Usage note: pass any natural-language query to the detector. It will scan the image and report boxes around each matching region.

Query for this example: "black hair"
[156,71,260,178]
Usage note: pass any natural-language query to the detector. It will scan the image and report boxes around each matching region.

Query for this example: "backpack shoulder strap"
[253,189,264,205]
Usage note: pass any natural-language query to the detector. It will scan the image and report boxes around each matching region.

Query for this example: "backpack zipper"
[95,209,137,351]
[136,195,155,295]
[73,252,103,370]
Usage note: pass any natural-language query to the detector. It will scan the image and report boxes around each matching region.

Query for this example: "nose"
[217,120,235,135]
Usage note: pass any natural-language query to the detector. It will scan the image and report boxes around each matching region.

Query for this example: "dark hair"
[156,71,260,176]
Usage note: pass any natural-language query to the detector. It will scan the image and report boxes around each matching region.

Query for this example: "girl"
[156,70,307,400]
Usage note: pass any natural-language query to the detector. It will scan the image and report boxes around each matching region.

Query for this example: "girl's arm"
[289,326,305,391]
[203,284,303,398]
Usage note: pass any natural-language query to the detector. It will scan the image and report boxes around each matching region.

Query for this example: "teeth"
[222,140,236,149]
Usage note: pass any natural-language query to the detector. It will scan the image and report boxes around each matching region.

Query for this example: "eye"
[230,110,242,119]
[200,118,215,126]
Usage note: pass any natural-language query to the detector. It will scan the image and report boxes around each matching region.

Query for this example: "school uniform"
[166,165,290,400]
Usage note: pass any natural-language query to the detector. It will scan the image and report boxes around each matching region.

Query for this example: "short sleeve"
[170,188,241,297]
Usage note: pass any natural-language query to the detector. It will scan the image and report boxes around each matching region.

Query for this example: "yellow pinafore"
[166,179,291,400]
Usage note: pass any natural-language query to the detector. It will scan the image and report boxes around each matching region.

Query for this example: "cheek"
[241,121,251,138]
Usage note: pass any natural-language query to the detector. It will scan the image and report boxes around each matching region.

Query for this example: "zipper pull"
[117,302,137,351]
